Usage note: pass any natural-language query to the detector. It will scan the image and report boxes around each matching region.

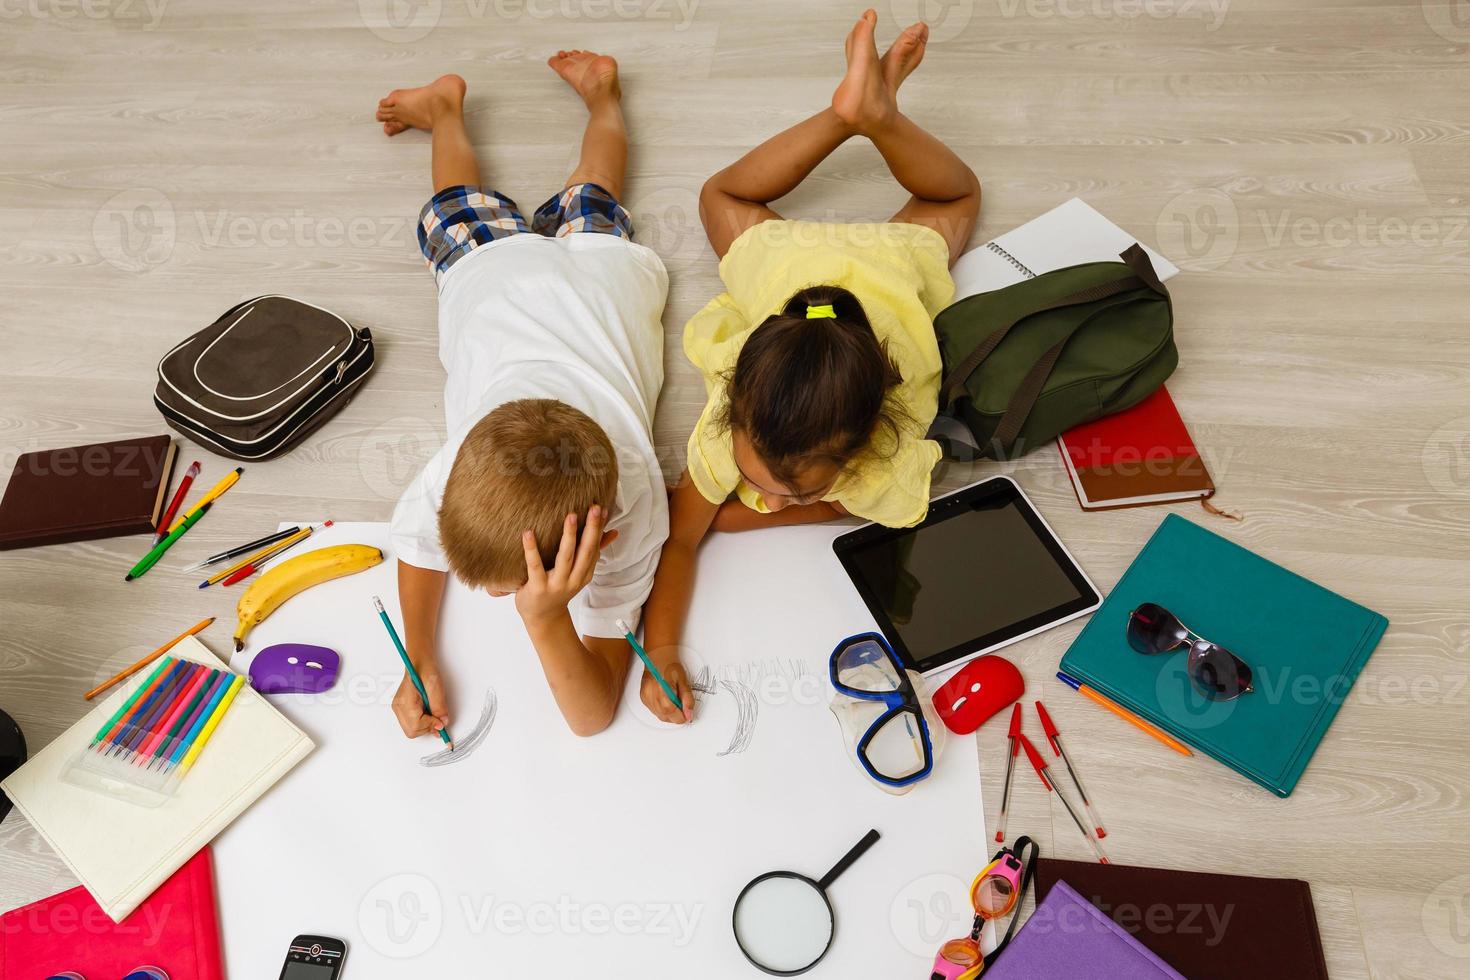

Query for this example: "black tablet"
[833,476,1101,675]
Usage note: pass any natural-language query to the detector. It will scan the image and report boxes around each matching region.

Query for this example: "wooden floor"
[3,2,1468,976]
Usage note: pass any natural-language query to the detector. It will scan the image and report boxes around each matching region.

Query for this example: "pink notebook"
[984,879,1186,979]
[0,847,223,980]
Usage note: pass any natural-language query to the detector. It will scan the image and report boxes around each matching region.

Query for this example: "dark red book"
[0,847,223,980]
[0,435,176,549]
[1058,386,1215,511]
[1035,858,1329,980]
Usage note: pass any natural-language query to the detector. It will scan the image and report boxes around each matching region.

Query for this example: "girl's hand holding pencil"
[639,658,695,725]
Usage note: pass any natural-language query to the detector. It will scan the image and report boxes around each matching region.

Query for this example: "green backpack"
[929,244,1177,460]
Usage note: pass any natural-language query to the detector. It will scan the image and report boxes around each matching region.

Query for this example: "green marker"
[90,657,174,746]
[125,502,211,581]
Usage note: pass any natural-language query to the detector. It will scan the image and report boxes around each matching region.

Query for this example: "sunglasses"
[828,633,935,788]
[1126,603,1254,701]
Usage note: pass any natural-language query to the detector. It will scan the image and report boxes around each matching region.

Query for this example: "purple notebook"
[984,880,1189,980]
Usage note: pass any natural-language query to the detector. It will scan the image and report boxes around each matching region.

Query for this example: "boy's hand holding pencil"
[392,666,451,741]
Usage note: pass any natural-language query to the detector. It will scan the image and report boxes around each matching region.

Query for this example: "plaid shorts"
[418,182,634,283]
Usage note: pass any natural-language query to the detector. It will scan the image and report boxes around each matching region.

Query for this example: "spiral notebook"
[951,198,1180,300]
[0,636,313,921]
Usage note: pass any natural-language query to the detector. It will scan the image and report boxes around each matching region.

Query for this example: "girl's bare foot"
[547,49,621,108]
[881,21,929,91]
[831,9,897,135]
[376,73,467,136]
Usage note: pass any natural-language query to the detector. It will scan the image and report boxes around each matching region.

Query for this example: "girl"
[636,11,980,723]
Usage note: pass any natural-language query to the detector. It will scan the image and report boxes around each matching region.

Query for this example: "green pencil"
[617,618,684,712]
[125,502,211,581]
[373,595,452,750]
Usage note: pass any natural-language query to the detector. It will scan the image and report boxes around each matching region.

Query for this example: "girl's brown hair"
[718,285,908,487]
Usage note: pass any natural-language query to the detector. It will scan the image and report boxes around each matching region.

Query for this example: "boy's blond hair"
[438,399,618,589]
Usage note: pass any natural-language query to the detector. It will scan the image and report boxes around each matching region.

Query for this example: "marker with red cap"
[1036,701,1108,840]
[993,703,1023,843]
[1019,732,1110,865]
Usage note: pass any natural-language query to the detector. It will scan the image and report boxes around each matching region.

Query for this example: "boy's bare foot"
[881,21,929,91]
[832,9,897,134]
[376,73,467,136]
[547,49,621,108]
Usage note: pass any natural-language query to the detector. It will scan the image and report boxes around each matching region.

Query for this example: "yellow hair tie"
[805,304,836,319]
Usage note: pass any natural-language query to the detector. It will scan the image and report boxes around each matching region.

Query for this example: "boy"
[377,51,686,738]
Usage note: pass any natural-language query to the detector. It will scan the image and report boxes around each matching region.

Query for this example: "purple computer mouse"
[249,643,340,694]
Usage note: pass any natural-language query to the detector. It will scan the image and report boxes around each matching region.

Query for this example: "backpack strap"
[939,274,1146,411]
[1119,243,1167,295]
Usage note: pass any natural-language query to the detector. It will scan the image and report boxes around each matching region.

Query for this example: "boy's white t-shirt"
[390,232,670,638]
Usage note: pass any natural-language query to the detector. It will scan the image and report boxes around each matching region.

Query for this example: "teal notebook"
[1059,514,1387,797]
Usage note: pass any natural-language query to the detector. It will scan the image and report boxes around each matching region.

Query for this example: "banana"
[233,544,383,650]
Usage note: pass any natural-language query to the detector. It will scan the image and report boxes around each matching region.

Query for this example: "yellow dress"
[683,220,955,527]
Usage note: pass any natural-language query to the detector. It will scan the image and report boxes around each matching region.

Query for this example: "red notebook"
[0,847,222,980]
[1058,386,1216,511]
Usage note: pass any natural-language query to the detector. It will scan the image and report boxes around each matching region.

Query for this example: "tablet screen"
[835,479,1098,673]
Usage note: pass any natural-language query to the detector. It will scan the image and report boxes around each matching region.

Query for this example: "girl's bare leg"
[698,109,854,259]
[833,10,981,263]
[700,9,980,263]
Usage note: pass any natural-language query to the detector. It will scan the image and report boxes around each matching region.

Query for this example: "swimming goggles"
[930,837,1038,979]
[828,632,940,790]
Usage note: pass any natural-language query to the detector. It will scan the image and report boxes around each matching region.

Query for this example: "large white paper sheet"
[214,522,984,977]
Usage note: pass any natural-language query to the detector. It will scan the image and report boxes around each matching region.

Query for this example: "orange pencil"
[1056,671,1193,757]
[83,617,216,701]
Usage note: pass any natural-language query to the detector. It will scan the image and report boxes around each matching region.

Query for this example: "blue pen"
[617,618,684,713]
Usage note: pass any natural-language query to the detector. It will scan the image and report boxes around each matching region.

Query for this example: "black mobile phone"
[278,934,347,979]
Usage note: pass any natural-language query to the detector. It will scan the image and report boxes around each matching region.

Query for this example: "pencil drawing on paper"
[420,688,497,768]
[689,658,814,757]
[715,679,758,756]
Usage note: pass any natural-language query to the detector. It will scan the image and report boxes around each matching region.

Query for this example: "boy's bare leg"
[833,10,981,263]
[376,73,481,193]
[548,50,628,200]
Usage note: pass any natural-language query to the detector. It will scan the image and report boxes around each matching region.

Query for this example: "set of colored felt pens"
[73,655,245,800]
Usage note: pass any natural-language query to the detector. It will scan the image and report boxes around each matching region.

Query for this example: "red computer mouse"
[933,655,1025,735]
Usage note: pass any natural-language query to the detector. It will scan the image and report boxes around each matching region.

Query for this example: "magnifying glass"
[732,828,881,976]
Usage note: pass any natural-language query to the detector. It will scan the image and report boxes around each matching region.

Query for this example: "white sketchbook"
[1,636,313,922]
[213,522,985,978]
[952,198,1180,300]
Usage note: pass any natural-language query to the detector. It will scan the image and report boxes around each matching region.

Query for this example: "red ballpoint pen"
[1019,732,1109,864]
[155,460,200,544]
[993,703,1023,843]
[1036,701,1108,840]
